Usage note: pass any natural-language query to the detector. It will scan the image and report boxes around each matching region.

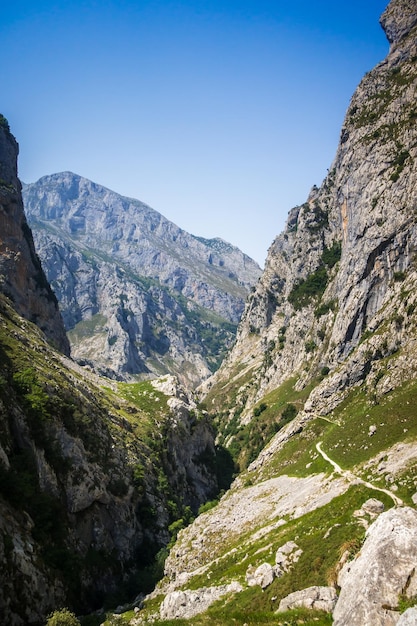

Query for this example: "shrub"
[288,267,328,310]
[281,403,298,424]
[45,608,80,626]
[322,241,342,268]
[253,402,267,417]
[198,499,219,515]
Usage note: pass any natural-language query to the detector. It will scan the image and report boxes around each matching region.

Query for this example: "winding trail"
[316,442,403,507]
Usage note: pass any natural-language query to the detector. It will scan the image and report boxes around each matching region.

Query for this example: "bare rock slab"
[333,507,417,626]
[277,586,338,613]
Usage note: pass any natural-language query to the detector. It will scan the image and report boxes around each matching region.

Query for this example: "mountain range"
[23,172,261,387]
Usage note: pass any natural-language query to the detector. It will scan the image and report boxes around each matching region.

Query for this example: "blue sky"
[2,0,389,265]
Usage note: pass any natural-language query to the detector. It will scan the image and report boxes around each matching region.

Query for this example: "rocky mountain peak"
[0,118,70,355]
[23,172,261,385]
[380,0,417,48]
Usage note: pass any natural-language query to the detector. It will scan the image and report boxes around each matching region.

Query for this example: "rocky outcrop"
[0,119,69,354]
[159,582,242,620]
[23,173,261,386]
[278,586,338,613]
[333,507,417,626]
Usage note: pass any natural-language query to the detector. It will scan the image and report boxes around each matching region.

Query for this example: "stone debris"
[246,541,302,588]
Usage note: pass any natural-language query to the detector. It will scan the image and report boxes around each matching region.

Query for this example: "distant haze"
[2,0,388,265]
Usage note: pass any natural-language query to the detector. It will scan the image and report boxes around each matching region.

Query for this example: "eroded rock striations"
[23,173,261,386]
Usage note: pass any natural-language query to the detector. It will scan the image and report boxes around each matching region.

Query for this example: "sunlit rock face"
[201,0,417,422]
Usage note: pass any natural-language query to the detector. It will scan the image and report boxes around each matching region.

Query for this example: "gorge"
[1,0,417,624]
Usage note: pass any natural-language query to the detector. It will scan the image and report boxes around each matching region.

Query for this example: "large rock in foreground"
[333,507,417,626]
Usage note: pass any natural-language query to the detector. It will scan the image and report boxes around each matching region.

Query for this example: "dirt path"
[316,442,403,507]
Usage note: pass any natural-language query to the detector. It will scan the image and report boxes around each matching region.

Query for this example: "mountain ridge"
[23,171,261,387]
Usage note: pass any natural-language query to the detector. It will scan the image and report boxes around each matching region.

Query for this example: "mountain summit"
[23,172,261,386]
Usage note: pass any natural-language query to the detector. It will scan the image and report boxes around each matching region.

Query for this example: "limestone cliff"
[202,0,417,429]
[0,119,69,355]
[0,292,220,625]
[125,2,417,625]
[23,173,261,387]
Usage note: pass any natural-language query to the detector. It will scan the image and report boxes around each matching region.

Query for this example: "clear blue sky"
[2,0,389,265]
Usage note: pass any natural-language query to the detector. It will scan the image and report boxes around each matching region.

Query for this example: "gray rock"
[23,172,261,387]
[361,498,385,515]
[0,125,69,355]
[277,586,337,613]
[246,562,275,588]
[397,608,417,625]
[333,507,417,626]
[160,582,242,619]
[275,541,303,575]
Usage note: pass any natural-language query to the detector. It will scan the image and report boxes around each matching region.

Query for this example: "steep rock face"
[23,173,261,386]
[202,0,417,422]
[0,120,69,354]
[0,293,219,625]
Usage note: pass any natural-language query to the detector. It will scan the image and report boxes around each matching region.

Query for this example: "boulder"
[246,563,275,588]
[160,582,242,620]
[277,586,338,613]
[333,507,417,626]
[275,540,303,573]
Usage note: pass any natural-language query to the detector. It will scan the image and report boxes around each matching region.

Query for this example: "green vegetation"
[46,609,81,626]
[398,593,417,614]
[314,299,337,318]
[0,113,10,132]
[288,242,342,311]
[391,149,411,182]
[288,266,328,310]
[321,241,342,268]
[215,377,313,469]
[125,608,333,626]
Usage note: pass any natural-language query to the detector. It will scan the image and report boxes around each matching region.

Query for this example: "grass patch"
[217,377,317,470]
[67,313,107,341]
[320,378,417,470]
[156,484,391,624]
[116,380,169,416]
[140,608,333,625]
